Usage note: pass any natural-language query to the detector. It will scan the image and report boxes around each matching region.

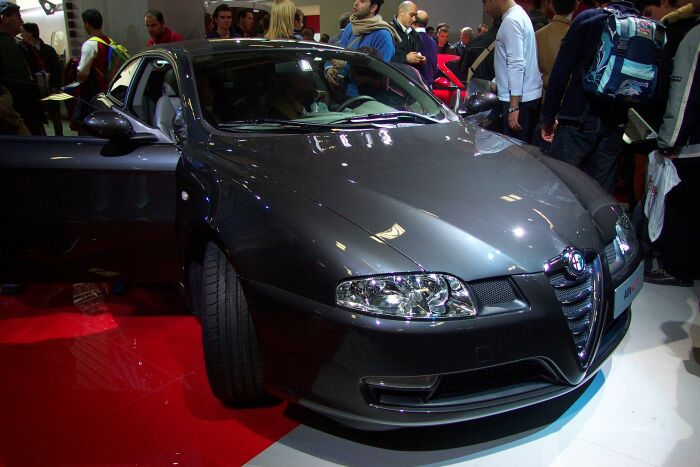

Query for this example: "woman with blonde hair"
[265,0,296,39]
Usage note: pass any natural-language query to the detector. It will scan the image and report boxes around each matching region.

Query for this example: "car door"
[0,54,181,284]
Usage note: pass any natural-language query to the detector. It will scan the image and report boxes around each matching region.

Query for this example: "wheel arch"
[182,220,235,315]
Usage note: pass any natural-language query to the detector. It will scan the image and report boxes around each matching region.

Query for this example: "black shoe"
[644,269,694,287]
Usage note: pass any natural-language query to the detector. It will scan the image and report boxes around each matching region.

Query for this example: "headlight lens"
[615,214,638,260]
[336,273,477,319]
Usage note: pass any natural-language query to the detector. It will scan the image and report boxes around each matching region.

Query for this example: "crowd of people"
[322,0,699,288]
[203,1,319,41]
[0,0,698,287]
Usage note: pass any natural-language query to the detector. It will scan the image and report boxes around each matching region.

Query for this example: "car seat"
[154,69,181,139]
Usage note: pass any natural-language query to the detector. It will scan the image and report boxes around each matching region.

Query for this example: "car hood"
[209,122,608,280]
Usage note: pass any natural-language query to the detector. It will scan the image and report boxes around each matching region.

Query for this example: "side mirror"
[84,111,133,140]
[466,91,499,116]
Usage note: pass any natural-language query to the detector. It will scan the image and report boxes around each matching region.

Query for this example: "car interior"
[192,54,432,128]
[127,58,181,139]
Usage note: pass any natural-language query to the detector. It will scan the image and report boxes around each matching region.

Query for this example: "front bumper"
[302,308,629,428]
[244,255,638,428]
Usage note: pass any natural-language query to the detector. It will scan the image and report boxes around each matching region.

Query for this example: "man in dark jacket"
[459,17,501,83]
[390,1,425,68]
[234,9,255,38]
[450,27,473,58]
[0,1,42,135]
[414,9,438,87]
[19,22,62,135]
[644,2,700,286]
[541,0,639,193]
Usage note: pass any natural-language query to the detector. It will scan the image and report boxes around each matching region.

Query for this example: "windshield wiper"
[218,118,335,132]
[218,117,386,132]
[330,111,441,125]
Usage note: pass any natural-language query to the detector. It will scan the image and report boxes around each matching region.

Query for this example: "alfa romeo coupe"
[0,40,643,429]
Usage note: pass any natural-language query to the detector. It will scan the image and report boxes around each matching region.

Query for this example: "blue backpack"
[583,9,666,105]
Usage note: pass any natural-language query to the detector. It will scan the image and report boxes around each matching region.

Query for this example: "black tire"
[187,260,203,319]
[200,241,267,405]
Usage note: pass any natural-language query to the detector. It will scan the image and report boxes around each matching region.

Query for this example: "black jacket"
[459,21,500,81]
[19,40,63,89]
[0,32,37,122]
[390,17,420,64]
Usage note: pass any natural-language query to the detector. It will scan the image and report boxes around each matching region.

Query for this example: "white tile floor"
[248,283,700,466]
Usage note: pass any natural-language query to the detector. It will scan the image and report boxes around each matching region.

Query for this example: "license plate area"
[613,262,643,319]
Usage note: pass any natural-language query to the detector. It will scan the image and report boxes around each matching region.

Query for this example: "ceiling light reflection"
[374,223,406,240]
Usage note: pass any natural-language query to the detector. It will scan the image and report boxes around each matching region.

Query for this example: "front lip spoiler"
[298,307,631,428]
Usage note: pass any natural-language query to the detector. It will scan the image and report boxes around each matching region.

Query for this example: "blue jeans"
[549,112,625,193]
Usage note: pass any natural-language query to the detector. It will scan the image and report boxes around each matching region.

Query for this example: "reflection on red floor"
[0,284,298,466]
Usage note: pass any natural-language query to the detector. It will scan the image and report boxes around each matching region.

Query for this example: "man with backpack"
[540,0,665,193]
[75,9,128,125]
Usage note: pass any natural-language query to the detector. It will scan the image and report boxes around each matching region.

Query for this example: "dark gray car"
[0,40,643,429]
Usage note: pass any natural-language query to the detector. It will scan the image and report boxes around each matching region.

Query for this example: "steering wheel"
[336,95,378,111]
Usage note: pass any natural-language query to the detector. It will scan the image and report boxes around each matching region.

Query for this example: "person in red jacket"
[145,9,185,46]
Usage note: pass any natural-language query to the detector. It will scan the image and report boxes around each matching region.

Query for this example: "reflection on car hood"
[209,122,605,280]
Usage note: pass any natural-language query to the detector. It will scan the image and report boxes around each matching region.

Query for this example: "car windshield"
[192,48,446,131]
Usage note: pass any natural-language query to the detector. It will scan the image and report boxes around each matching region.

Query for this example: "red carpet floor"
[0,284,298,466]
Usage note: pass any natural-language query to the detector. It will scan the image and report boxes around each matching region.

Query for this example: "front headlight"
[615,214,638,261]
[336,273,477,319]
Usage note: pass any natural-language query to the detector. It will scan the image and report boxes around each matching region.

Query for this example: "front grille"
[470,278,517,306]
[547,255,602,365]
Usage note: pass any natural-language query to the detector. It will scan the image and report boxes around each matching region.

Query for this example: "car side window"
[109,59,141,106]
[127,58,180,138]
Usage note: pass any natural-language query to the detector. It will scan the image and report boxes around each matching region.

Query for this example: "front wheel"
[199,242,268,405]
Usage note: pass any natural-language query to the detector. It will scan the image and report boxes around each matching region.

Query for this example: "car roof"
[152,38,345,57]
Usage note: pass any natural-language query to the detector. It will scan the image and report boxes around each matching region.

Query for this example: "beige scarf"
[350,14,402,44]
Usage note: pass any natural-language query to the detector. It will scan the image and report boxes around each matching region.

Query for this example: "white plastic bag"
[644,150,681,242]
